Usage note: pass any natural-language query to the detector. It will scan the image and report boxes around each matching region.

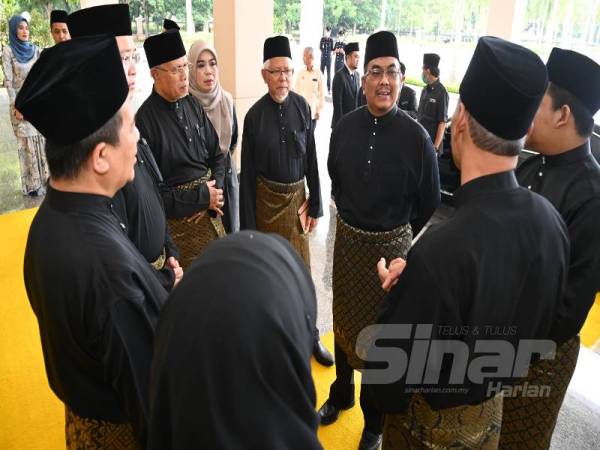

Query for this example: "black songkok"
[459,36,548,140]
[144,30,186,68]
[547,47,600,115]
[263,35,292,62]
[67,4,132,38]
[15,36,128,145]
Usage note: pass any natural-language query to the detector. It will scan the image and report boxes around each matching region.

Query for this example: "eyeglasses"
[155,63,191,76]
[265,68,294,78]
[366,67,401,80]
[121,51,141,66]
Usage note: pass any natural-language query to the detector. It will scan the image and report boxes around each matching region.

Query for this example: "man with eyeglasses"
[67,4,183,291]
[322,31,440,450]
[331,42,360,129]
[136,30,225,269]
[240,36,331,367]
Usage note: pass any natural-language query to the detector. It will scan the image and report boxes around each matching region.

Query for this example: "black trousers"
[320,58,331,92]
[328,340,384,433]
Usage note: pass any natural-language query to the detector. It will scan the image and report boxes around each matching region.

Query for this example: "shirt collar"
[265,92,291,109]
[543,141,591,168]
[361,104,399,126]
[345,64,355,75]
[151,88,188,112]
[45,184,113,214]
[427,78,440,91]
[455,171,520,207]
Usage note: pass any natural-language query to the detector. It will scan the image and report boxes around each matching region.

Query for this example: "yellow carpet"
[0,208,598,449]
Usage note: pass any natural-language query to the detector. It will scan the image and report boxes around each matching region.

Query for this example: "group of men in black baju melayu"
[15,3,600,450]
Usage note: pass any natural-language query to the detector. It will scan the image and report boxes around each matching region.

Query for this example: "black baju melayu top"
[331,65,360,129]
[517,142,600,344]
[240,92,323,229]
[113,138,179,291]
[366,171,570,412]
[417,79,449,145]
[398,85,418,119]
[328,105,440,234]
[135,89,225,219]
[23,186,169,439]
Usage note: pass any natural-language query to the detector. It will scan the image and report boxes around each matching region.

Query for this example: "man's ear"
[555,104,572,129]
[150,68,159,82]
[261,69,268,84]
[91,142,110,175]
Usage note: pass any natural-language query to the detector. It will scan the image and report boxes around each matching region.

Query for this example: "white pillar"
[486,0,526,42]
[214,0,274,169]
[299,0,324,59]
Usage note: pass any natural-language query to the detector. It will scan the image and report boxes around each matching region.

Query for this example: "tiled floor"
[2,76,599,448]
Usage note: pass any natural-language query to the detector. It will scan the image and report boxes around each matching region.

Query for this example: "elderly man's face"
[152,55,189,102]
[303,50,314,69]
[116,36,138,94]
[362,56,400,117]
[51,22,70,44]
[262,56,294,103]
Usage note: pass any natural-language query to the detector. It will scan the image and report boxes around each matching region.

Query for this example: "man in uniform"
[397,62,417,119]
[417,53,448,152]
[136,30,225,269]
[319,26,334,94]
[68,4,183,291]
[333,28,346,74]
[49,10,70,44]
[331,42,360,129]
[18,36,168,448]
[240,35,332,367]
[370,36,569,449]
[294,46,325,130]
[500,48,600,449]
[321,31,440,450]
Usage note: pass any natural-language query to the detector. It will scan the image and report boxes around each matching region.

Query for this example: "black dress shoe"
[358,429,382,450]
[313,340,334,366]
[318,399,355,425]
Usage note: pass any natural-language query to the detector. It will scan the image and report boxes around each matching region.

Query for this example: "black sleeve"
[408,89,418,119]
[230,105,239,154]
[305,117,323,218]
[319,38,325,52]
[551,198,600,343]
[327,125,340,201]
[410,135,441,235]
[164,223,179,260]
[331,73,343,129]
[159,183,211,219]
[436,89,449,123]
[101,297,156,442]
[240,112,257,229]
[365,250,460,414]
[204,112,225,190]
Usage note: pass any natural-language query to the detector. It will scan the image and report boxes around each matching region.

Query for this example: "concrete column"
[80,0,117,8]
[299,0,324,58]
[214,0,273,168]
[486,0,526,42]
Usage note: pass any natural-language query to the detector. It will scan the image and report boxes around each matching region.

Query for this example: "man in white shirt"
[294,47,325,129]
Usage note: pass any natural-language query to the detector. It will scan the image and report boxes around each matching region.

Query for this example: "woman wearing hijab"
[2,15,48,196]
[149,231,322,450]
[188,40,240,233]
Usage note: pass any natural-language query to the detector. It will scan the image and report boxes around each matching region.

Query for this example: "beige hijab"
[188,40,235,155]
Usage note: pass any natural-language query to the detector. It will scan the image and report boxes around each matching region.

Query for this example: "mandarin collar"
[361,104,399,127]
[455,171,519,207]
[45,184,113,214]
[151,88,189,112]
[543,141,591,168]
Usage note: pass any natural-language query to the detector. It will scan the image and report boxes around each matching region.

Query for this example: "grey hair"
[303,47,314,55]
[263,57,293,70]
[468,114,525,157]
